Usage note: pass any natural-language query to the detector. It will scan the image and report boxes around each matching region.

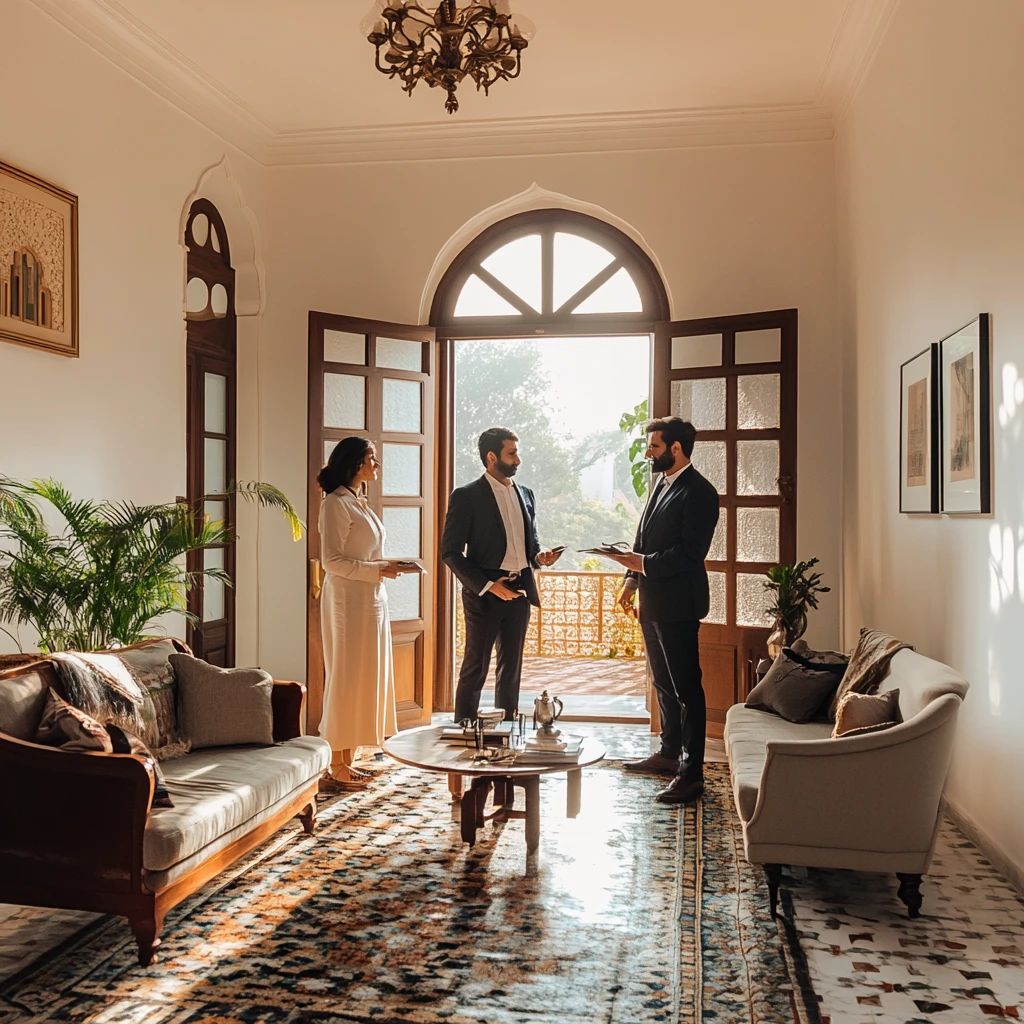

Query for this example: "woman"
[317,437,411,783]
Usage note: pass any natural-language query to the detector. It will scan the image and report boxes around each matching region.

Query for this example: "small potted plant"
[763,558,830,659]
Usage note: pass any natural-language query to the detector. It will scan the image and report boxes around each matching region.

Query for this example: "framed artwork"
[0,159,79,357]
[939,314,991,515]
[899,345,939,513]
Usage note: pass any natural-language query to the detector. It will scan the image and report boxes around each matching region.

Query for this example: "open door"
[307,313,437,735]
[652,309,797,738]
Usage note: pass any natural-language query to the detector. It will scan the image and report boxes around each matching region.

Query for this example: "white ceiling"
[32,0,899,161]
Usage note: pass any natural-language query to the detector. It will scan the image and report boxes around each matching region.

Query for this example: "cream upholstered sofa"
[724,647,969,919]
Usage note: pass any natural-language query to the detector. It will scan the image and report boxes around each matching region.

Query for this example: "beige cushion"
[832,688,902,738]
[143,736,330,873]
[170,655,274,749]
[828,628,912,720]
[0,668,51,740]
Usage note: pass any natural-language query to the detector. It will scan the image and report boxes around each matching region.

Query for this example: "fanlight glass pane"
[210,283,228,318]
[671,334,722,369]
[703,571,727,625]
[191,213,209,247]
[382,443,421,496]
[210,223,221,253]
[376,337,423,372]
[737,374,780,429]
[690,440,727,495]
[737,440,779,495]
[480,234,541,313]
[324,330,366,365]
[203,547,225,622]
[204,438,227,494]
[736,573,773,627]
[185,276,208,313]
[454,274,521,316]
[735,329,781,364]
[707,509,727,561]
[324,373,366,430]
[572,267,642,314]
[385,572,420,621]
[382,378,421,433]
[383,506,421,559]
[204,373,227,434]
[204,500,227,530]
[671,378,726,430]
[552,232,615,311]
[737,507,779,562]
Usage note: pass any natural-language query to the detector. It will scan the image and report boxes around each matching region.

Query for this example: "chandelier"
[361,0,535,115]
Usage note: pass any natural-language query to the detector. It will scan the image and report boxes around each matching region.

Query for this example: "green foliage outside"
[618,397,650,500]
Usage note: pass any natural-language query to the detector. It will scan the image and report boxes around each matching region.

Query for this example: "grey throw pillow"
[745,647,849,723]
[170,654,274,750]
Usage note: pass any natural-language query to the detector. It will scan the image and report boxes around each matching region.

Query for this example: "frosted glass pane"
[383,506,421,559]
[671,334,722,369]
[690,441,727,495]
[324,373,366,429]
[737,374,780,429]
[376,337,423,372]
[204,500,227,530]
[191,212,209,247]
[385,572,420,621]
[204,373,227,433]
[454,274,520,316]
[382,378,421,433]
[553,232,615,311]
[185,276,208,314]
[671,378,725,430]
[203,547,225,622]
[572,267,642,314]
[703,571,726,625]
[324,440,337,465]
[737,440,779,495]
[737,573,773,627]
[324,330,366,365]
[481,234,541,313]
[204,438,227,494]
[736,329,781,364]
[382,443,421,496]
[210,283,228,318]
[737,507,779,562]
[707,509,727,562]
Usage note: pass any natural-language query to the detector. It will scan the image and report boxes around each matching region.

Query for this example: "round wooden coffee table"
[383,725,606,853]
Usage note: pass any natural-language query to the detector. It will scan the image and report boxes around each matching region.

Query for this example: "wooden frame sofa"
[0,656,330,965]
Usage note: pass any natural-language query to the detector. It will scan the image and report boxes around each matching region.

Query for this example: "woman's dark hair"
[646,416,697,458]
[318,436,373,495]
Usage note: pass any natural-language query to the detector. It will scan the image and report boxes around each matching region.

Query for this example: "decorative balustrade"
[455,571,645,659]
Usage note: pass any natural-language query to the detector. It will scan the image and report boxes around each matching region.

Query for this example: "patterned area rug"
[0,760,818,1024]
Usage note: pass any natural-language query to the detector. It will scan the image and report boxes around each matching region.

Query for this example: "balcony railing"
[455,571,645,659]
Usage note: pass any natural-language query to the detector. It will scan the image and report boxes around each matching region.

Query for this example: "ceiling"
[34,0,900,162]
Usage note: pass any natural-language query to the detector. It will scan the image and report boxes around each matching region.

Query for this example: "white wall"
[261,145,843,680]
[836,0,1024,875]
[0,0,269,661]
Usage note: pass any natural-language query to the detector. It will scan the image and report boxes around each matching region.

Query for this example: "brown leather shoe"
[622,753,680,775]
[655,774,705,804]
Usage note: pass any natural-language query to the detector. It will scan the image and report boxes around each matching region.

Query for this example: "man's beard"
[650,451,675,474]
[495,458,518,479]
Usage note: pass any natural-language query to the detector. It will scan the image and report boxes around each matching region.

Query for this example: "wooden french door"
[653,309,797,738]
[306,313,437,736]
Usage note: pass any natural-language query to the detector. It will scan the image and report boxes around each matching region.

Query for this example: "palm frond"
[232,480,305,541]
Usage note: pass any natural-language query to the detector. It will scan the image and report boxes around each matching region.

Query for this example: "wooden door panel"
[700,640,738,739]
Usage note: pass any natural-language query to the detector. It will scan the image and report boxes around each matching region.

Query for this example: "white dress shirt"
[480,472,529,594]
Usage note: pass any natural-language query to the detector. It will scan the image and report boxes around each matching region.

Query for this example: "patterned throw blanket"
[828,628,913,719]
[47,651,151,740]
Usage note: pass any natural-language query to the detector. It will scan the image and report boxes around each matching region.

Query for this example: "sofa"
[0,645,331,965]
[724,647,969,918]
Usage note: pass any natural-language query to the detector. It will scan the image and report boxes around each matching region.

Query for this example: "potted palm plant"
[0,477,302,655]
[763,557,830,658]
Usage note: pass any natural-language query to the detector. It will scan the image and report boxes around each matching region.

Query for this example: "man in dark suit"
[604,417,720,805]
[442,427,563,722]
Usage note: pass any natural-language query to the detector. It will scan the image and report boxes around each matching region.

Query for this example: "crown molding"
[815,0,903,126]
[28,0,275,161]
[265,105,834,167]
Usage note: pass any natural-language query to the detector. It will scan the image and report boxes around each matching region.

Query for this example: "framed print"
[939,314,991,514]
[900,345,939,513]
[0,159,79,357]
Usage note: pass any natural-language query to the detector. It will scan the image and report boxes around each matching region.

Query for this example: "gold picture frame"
[0,159,79,357]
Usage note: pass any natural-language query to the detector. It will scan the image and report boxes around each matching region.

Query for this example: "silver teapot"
[533,690,564,736]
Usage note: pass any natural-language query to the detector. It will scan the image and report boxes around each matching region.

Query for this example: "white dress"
[318,487,397,751]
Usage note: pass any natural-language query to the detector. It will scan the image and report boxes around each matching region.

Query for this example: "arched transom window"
[431,210,669,327]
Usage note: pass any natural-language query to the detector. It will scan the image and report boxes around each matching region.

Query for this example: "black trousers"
[454,589,532,722]
[640,617,705,774]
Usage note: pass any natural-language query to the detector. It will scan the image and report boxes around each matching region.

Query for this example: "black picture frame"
[939,314,991,515]
[899,345,939,513]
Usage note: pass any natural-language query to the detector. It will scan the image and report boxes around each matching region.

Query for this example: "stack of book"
[515,732,584,763]
[440,721,516,747]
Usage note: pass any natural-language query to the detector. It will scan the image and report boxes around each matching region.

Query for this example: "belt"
[500,569,528,582]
